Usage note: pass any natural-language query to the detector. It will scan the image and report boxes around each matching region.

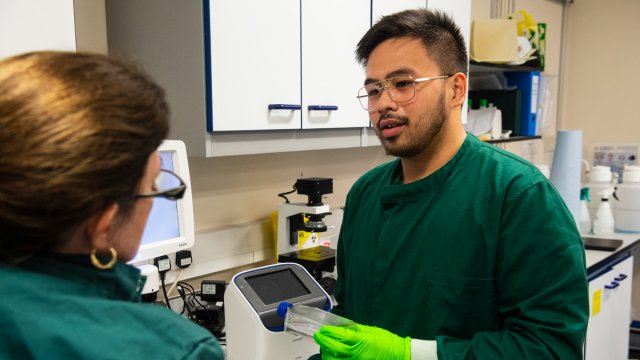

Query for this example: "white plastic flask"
[579,187,591,234]
[615,165,640,233]
[593,188,615,235]
[277,302,356,342]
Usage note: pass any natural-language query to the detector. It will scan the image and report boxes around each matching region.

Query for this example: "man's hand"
[313,323,411,360]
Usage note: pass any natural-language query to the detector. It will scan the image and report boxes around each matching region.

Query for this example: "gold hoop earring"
[90,247,118,270]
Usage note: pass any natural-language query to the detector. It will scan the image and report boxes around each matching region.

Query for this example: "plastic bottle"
[277,302,356,341]
[614,165,640,233]
[593,188,615,235]
[579,187,592,234]
[586,165,615,220]
[488,102,502,140]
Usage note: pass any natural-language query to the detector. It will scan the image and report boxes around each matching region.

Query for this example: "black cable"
[179,281,196,308]
[277,184,297,203]
[160,275,172,310]
[178,281,198,318]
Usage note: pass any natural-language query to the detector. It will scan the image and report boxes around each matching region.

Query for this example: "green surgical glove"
[313,323,411,360]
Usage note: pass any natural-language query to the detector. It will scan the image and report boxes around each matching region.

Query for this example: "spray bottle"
[579,187,591,234]
[593,188,615,235]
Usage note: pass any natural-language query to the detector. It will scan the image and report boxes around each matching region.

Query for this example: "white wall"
[561,0,640,164]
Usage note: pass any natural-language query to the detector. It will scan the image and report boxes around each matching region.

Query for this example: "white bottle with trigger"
[593,188,615,235]
[585,165,615,220]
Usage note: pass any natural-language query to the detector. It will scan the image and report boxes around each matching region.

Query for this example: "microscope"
[276,177,337,294]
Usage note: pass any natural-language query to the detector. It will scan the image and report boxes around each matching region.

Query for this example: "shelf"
[486,135,541,144]
[469,60,544,73]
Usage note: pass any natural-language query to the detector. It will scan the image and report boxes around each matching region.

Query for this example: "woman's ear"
[86,204,119,250]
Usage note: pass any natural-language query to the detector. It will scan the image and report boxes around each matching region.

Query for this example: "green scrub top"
[0,254,224,360]
[333,134,588,359]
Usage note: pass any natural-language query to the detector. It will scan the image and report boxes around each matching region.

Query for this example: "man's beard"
[376,91,447,158]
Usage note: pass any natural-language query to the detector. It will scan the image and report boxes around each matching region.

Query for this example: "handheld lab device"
[130,140,195,263]
[225,262,331,360]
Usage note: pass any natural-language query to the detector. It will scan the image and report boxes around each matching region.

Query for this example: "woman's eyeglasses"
[136,169,186,201]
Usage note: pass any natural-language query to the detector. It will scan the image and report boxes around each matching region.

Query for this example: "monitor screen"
[130,140,195,263]
[139,151,180,247]
[245,268,311,305]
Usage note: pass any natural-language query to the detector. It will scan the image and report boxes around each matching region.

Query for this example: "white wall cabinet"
[372,0,426,22]
[0,0,76,59]
[428,0,471,125]
[207,0,370,131]
[106,0,471,156]
[300,0,370,130]
[586,256,633,360]
[207,1,300,131]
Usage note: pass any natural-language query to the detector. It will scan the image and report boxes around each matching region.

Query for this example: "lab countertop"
[584,232,640,280]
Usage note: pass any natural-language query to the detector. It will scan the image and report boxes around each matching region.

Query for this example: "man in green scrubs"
[312,9,588,360]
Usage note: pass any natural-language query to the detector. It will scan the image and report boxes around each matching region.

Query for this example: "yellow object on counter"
[592,289,602,316]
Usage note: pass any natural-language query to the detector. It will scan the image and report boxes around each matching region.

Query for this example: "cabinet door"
[427,0,471,125]
[0,0,76,58]
[586,256,634,360]
[300,0,370,129]
[371,0,427,24]
[207,1,301,131]
[610,257,633,360]
[426,0,471,44]
[586,269,614,360]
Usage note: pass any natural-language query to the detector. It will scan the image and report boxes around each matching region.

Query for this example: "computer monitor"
[129,140,195,263]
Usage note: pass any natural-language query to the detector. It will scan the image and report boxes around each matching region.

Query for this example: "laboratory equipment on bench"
[276,177,337,294]
[224,262,332,360]
[138,264,160,303]
[615,165,640,233]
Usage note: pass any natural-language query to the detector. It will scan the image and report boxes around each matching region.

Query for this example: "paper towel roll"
[550,130,583,225]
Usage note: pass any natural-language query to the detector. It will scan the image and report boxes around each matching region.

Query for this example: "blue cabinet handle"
[308,105,338,111]
[605,281,620,290]
[615,274,628,281]
[268,104,302,110]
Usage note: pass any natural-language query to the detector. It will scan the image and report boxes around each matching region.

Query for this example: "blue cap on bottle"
[277,302,292,318]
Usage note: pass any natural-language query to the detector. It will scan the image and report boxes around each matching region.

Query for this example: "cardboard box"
[471,19,518,62]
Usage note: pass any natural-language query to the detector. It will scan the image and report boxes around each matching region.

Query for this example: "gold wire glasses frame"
[136,169,187,201]
[356,74,452,111]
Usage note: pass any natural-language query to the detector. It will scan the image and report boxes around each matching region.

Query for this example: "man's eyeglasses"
[356,74,452,112]
[136,169,187,201]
